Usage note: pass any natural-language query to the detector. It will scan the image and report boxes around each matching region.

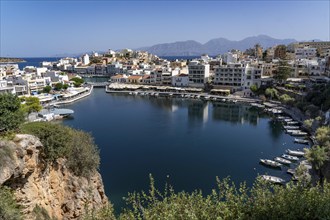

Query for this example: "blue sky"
[1,0,329,57]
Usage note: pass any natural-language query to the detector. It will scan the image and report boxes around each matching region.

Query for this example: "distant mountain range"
[138,35,297,56]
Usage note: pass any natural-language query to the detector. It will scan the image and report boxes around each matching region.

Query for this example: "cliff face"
[0,134,108,220]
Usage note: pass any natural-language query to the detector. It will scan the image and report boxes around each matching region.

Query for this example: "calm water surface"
[62,88,307,211]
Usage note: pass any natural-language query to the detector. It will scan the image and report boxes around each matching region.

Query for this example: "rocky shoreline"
[0,57,26,63]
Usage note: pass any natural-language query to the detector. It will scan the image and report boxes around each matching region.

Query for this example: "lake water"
[62,88,307,212]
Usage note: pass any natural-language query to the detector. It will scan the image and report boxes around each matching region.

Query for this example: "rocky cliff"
[0,134,108,220]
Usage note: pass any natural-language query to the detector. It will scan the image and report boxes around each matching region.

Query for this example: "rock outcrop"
[0,134,108,220]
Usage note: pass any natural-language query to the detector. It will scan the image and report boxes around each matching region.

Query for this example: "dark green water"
[62,88,307,211]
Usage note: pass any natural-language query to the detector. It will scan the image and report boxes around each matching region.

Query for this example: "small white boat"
[284,118,293,122]
[274,157,291,165]
[294,138,309,145]
[261,175,286,184]
[277,116,285,120]
[212,97,217,101]
[283,126,300,129]
[221,98,226,102]
[289,130,307,136]
[260,159,282,168]
[196,95,201,99]
[204,96,210,100]
[286,149,305,157]
[155,93,159,97]
[286,121,299,125]
[129,92,133,95]
[232,99,237,103]
[282,154,299,161]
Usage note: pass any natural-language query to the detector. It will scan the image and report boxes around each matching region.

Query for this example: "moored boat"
[289,130,308,136]
[294,138,309,144]
[282,154,299,161]
[261,175,286,184]
[283,125,300,129]
[286,149,305,157]
[260,159,282,168]
[286,121,299,125]
[274,157,291,165]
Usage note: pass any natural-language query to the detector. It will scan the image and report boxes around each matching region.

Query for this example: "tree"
[21,96,42,114]
[0,93,25,132]
[303,119,314,131]
[62,84,69,90]
[250,85,258,94]
[274,61,291,83]
[315,126,330,148]
[42,85,52,93]
[279,94,295,105]
[265,88,278,100]
[70,77,84,87]
[54,83,63,91]
[305,145,328,182]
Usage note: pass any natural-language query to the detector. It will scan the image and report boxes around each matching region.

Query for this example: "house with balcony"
[188,61,210,88]
[172,74,189,87]
[213,63,245,93]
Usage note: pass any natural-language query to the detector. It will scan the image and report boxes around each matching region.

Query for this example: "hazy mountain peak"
[138,35,297,56]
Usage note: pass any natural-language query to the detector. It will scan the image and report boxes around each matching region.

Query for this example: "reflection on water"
[63,89,301,212]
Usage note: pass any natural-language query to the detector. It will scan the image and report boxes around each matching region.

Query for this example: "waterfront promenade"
[105,86,259,103]
[46,85,93,106]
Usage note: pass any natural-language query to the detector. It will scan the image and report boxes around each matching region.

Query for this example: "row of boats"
[259,148,306,184]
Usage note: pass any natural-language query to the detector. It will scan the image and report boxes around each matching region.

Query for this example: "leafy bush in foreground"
[85,175,330,220]
[0,186,23,220]
[20,122,100,177]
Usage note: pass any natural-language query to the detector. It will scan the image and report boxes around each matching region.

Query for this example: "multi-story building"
[82,54,90,66]
[188,61,210,87]
[172,74,189,87]
[295,47,317,59]
[274,45,287,60]
[214,63,245,92]
[107,62,123,75]
[214,62,262,93]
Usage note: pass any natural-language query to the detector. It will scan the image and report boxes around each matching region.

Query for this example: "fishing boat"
[283,126,300,129]
[287,169,296,175]
[286,149,305,157]
[294,138,309,145]
[274,157,291,165]
[260,159,282,168]
[286,121,300,125]
[261,175,286,184]
[282,154,299,161]
[289,130,308,136]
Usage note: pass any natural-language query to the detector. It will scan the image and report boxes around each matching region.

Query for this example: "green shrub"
[0,93,25,132]
[32,205,56,220]
[20,122,100,177]
[118,176,330,220]
[0,186,23,220]
[279,94,295,105]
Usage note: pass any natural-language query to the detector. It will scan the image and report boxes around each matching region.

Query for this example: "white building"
[172,74,189,87]
[36,67,48,77]
[107,62,123,75]
[295,47,317,59]
[0,80,15,94]
[188,61,210,87]
[82,54,90,66]
[214,63,245,92]
[223,52,239,63]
